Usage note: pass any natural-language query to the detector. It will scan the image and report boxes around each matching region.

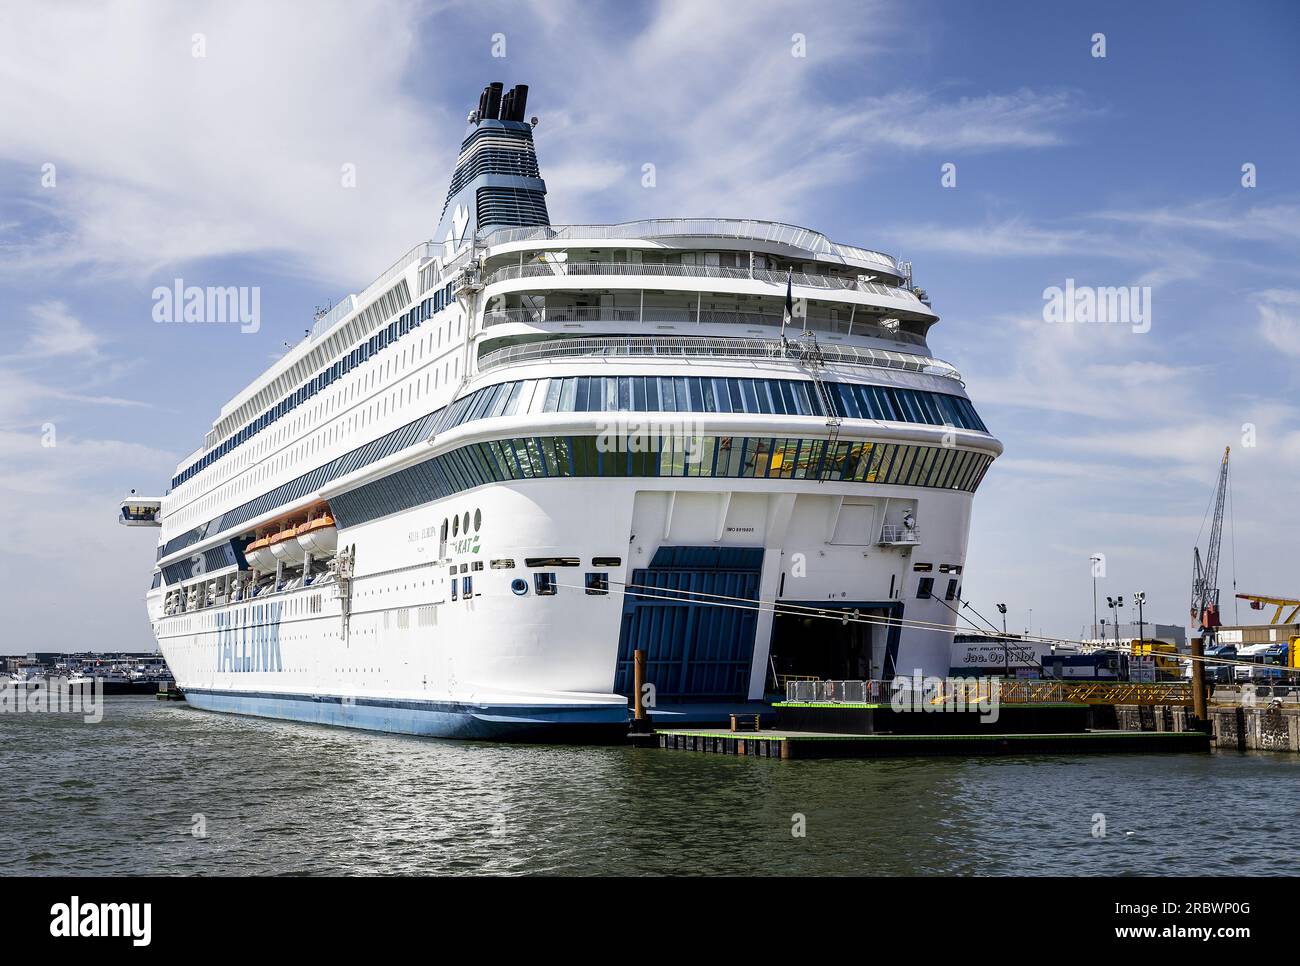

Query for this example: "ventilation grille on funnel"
[476,187,549,229]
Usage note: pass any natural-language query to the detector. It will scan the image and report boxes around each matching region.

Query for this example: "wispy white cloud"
[1093,199,1300,245]
[510,0,1084,223]
[1254,288,1300,358]
[21,300,101,359]
[887,219,1105,258]
[0,0,1085,288]
[0,0,447,286]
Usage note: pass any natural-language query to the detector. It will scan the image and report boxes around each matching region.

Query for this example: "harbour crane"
[1232,593,1300,677]
[1190,446,1230,642]
[1236,592,1300,625]
[1186,447,1231,724]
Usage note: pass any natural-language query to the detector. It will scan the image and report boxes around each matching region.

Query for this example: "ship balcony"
[481,305,930,348]
[877,524,920,546]
[476,334,963,383]
[481,260,930,314]
[476,219,901,276]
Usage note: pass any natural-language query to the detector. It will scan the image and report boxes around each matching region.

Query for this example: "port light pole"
[1090,554,1103,640]
[996,603,1008,676]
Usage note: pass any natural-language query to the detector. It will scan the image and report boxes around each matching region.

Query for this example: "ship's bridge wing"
[119,495,162,527]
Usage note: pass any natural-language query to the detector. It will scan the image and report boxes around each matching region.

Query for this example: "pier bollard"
[630,648,652,735]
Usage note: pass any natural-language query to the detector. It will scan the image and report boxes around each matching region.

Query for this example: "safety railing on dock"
[786,680,890,704]
[785,679,1194,707]
[1211,684,1300,706]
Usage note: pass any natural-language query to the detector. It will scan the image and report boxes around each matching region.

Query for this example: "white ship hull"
[134,81,1001,741]
[152,469,978,738]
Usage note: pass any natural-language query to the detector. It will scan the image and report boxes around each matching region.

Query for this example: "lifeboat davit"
[297,511,338,556]
[269,524,306,564]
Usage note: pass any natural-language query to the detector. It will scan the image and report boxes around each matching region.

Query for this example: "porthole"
[511,578,529,596]
[473,508,482,532]
[462,511,470,534]
[452,515,459,536]
[441,518,449,541]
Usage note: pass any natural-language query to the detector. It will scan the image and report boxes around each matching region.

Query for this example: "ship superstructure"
[124,82,1002,738]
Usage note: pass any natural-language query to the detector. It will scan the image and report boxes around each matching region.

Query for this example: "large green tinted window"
[330,434,994,529]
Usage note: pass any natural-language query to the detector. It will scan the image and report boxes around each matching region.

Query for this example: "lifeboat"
[269,523,306,564]
[244,532,277,572]
[297,510,338,556]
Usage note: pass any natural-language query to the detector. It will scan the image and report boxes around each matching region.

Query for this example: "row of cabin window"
[447,572,609,600]
[438,435,992,492]
[173,280,457,488]
[443,375,988,433]
[172,348,463,535]
[161,404,446,558]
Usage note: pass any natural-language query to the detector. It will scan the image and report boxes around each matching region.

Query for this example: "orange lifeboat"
[244,530,277,572]
[297,510,338,556]
[269,521,306,564]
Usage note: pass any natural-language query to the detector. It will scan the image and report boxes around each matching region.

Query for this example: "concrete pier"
[1207,685,1300,752]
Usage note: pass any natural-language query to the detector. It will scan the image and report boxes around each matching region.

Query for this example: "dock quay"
[651,678,1211,759]
[657,729,1210,759]
[1209,684,1300,752]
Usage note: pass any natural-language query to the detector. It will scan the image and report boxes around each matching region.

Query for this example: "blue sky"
[2,0,1298,652]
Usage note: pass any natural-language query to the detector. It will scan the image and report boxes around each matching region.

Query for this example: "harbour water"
[4,697,1297,876]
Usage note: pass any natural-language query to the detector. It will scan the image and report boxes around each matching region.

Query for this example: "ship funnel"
[436,80,550,241]
[484,82,503,121]
[507,84,528,121]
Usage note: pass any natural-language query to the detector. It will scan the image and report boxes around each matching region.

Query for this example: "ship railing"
[1211,683,1300,705]
[477,219,899,270]
[879,524,921,544]
[358,241,438,305]
[482,261,923,303]
[308,241,438,345]
[477,335,963,381]
[481,307,928,347]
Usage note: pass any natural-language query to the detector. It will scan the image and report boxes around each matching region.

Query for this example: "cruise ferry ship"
[121,82,1002,739]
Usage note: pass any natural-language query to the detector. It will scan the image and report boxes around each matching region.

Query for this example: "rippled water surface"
[3,697,1297,875]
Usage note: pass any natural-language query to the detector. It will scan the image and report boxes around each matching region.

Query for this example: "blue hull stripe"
[183,687,629,741]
